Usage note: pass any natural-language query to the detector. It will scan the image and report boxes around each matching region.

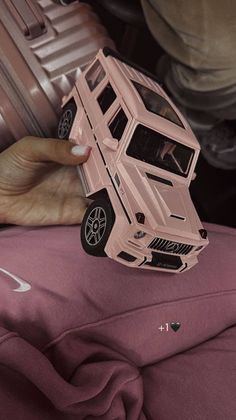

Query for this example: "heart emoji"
[170,322,181,332]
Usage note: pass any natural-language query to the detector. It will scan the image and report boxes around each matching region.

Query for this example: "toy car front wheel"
[57,102,77,139]
[81,198,115,257]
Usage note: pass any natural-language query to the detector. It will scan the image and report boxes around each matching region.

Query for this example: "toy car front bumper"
[107,238,198,273]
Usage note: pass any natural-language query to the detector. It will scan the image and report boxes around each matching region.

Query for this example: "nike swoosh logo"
[0,267,31,292]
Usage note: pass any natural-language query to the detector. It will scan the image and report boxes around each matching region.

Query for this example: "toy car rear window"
[126,124,194,177]
[132,81,184,129]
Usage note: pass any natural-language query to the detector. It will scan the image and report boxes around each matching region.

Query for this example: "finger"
[12,136,92,166]
[4,193,88,226]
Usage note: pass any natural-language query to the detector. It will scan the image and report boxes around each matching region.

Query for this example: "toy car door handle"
[102,137,119,151]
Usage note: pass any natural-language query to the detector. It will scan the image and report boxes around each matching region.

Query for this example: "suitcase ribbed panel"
[35,1,114,93]
[0,0,115,150]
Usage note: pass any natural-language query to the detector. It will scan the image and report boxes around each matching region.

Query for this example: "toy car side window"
[85,60,106,91]
[97,83,117,114]
[108,108,128,141]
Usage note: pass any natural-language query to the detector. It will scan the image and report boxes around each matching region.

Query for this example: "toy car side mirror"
[102,137,119,151]
[191,172,197,181]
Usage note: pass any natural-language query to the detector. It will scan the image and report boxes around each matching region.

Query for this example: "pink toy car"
[57,48,209,273]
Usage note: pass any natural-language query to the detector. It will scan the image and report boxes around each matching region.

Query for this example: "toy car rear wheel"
[57,102,77,139]
[81,198,115,257]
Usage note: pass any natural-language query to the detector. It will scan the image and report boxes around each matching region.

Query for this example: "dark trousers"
[141,0,236,120]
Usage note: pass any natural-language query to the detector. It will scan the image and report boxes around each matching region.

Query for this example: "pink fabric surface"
[0,222,235,419]
[142,324,236,419]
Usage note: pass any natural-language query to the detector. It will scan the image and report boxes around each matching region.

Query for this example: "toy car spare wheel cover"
[57,102,77,139]
[81,198,115,257]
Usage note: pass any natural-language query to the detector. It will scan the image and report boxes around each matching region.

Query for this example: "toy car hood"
[116,161,204,241]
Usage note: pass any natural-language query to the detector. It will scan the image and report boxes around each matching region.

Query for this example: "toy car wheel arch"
[81,198,115,257]
[57,101,77,139]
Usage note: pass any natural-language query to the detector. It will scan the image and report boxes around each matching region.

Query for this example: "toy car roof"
[97,48,200,150]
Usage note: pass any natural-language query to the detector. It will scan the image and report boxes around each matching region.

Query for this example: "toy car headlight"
[134,231,146,239]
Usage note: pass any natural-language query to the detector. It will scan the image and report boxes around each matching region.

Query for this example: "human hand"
[0,136,91,226]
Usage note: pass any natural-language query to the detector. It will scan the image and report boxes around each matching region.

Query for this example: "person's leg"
[141,0,236,169]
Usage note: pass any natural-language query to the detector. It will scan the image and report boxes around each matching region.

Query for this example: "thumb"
[12,136,91,166]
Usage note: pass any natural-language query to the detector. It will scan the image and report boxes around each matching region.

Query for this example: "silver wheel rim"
[85,206,107,246]
[58,109,73,138]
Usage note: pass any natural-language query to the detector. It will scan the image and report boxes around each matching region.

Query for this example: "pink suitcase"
[0,0,114,151]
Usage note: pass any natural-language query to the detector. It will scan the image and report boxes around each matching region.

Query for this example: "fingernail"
[71,145,91,156]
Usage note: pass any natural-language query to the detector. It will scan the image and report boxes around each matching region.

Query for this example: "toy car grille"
[148,238,193,255]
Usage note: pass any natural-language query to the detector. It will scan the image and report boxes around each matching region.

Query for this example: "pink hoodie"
[0,223,235,419]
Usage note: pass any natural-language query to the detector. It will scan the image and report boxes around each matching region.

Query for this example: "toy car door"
[92,81,132,177]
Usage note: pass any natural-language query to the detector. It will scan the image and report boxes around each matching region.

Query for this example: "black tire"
[57,102,77,139]
[81,198,115,257]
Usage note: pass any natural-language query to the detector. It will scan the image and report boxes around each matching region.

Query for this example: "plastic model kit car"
[57,47,209,273]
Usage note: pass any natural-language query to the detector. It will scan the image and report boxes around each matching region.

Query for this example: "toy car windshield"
[132,80,184,128]
[126,124,194,177]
